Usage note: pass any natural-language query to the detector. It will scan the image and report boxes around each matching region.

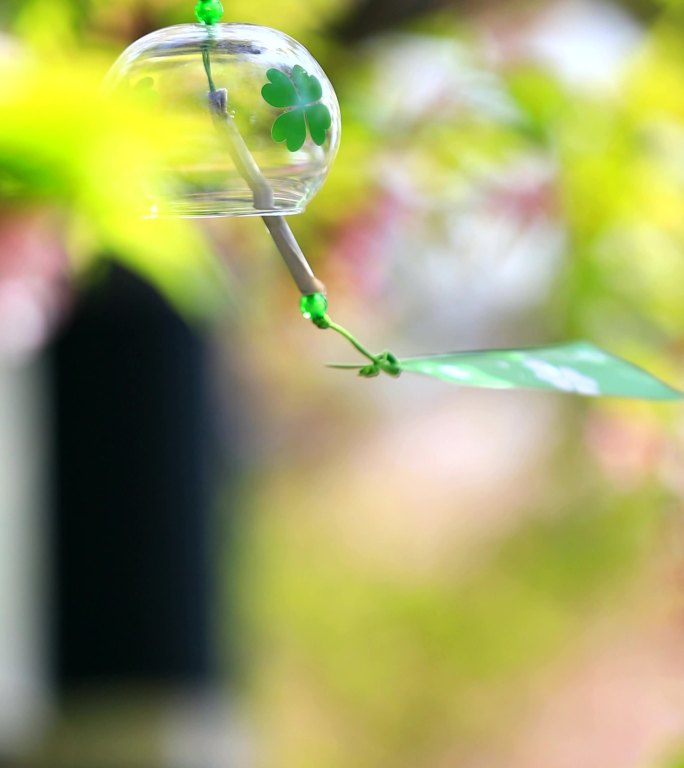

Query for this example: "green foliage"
[0,56,226,316]
[506,27,684,355]
[239,484,661,767]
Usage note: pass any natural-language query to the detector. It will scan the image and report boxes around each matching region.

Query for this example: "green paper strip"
[398,341,682,400]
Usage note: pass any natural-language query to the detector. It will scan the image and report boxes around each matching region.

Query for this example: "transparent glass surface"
[107,24,341,218]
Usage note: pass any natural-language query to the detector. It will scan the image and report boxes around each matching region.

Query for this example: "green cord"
[202,44,216,93]
[327,321,401,378]
[326,320,377,365]
[299,293,400,377]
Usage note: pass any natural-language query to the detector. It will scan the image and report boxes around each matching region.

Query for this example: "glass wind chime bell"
[106,0,683,401]
[108,16,341,219]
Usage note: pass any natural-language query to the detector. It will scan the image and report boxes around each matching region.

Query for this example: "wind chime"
[106,0,682,400]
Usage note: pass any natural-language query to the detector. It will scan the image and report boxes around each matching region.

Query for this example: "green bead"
[300,292,328,321]
[195,0,223,25]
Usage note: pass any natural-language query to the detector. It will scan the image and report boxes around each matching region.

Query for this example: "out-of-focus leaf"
[399,342,682,399]
[0,57,227,317]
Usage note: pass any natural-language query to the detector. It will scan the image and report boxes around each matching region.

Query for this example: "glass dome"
[107,23,341,218]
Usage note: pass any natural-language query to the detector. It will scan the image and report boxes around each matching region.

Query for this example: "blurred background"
[2,0,684,766]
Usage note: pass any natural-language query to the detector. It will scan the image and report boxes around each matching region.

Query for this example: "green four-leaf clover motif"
[261,65,332,152]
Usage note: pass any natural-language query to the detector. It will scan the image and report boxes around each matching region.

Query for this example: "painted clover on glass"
[262,66,333,152]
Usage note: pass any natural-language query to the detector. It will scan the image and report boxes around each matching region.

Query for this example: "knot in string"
[300,293,401,378]
[195,0,223,25]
